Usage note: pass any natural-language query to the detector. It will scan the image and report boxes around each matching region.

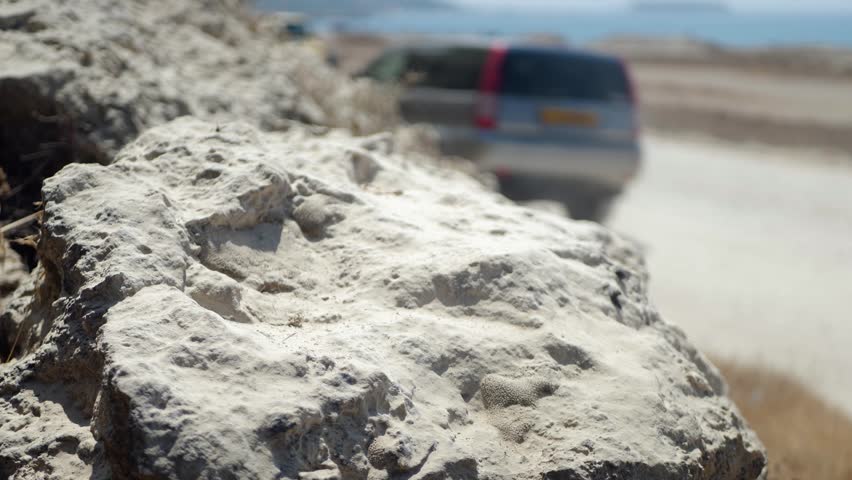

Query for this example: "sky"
[452,0,852,12]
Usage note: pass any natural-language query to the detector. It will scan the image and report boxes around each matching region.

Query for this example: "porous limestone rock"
[0,0,397,234]
[0,118,766,479]
[0,0,394,155]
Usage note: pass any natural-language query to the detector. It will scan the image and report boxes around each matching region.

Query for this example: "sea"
[314,9,852,49]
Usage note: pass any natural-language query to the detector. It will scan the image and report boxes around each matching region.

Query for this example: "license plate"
[539,108,599,127]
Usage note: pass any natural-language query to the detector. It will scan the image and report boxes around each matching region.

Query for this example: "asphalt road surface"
[608,134,852,416]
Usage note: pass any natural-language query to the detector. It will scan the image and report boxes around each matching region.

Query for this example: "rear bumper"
[438,129,641,190]
[478,138,641,190]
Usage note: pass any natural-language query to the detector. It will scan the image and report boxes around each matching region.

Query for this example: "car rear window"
[501,50,630,102]
[404,47,488,91]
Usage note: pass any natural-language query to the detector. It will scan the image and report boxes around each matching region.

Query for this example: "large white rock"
[0,0,398,237]
[0,118,766,479]
[0,0,395,156]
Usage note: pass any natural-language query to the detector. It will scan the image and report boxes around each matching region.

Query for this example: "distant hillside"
[632,1,730,12]
[254,0,451,16]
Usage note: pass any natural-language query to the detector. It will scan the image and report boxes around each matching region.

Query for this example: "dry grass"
[715,359,852,480]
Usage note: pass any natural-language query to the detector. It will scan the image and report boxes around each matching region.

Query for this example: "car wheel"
[562,191,617,222]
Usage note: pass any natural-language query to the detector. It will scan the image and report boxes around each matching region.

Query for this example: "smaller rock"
[347,149,382,185]
[292,195,343,238]
[480,374,557,409]
[367,435,412,472]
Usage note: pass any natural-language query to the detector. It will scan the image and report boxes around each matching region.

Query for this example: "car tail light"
[475,43,508,130]
[494,167,512,178]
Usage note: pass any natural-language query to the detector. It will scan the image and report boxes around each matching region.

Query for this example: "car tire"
[561,191,616,222]
[496,175,619,222]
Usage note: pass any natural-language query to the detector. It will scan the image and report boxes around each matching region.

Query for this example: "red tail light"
[475,43,508,130]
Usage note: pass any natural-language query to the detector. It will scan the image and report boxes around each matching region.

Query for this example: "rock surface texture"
[0,0,393,154]
[0,0,396,231]
[0,118,766,479]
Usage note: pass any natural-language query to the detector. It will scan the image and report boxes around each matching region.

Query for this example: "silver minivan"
[362,41,641,220]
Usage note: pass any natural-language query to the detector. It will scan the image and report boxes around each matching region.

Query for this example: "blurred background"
[255,1,852,478]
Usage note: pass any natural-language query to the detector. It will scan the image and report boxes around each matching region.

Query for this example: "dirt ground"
[595,37,852,155]
[716,360,852,480]
[629,63,852,155]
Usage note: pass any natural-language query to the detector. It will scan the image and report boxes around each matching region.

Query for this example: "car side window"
[404,48,487,91]
[363,50,408,83]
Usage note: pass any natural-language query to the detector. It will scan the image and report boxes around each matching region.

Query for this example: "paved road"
[608,135,852,415]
